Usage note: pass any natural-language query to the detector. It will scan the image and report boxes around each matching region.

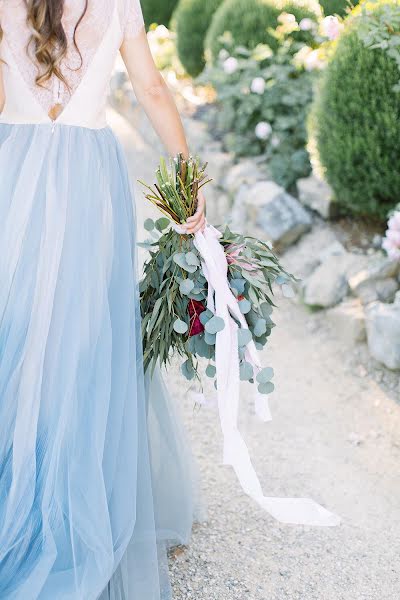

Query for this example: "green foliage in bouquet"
[311,0,400,219]
[319,0,359,17]
[173,0,224,77]
[198,34,315,188]
[205,0,321,63]
[139,155,295,393]
[142,0,178,28]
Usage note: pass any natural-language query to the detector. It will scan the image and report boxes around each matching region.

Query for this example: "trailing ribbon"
[191,223,341,527]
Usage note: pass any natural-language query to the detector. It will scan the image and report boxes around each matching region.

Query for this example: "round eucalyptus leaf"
[256,367,274,384]
[179,279,195,295]
[204,331,216,346]
[258,381,275,395]
[185,251,200,267]
[255,341,264,351]
[200,309,213,326]
[206,364,216,378]
[254,318,267,338]
[173,319,188,334]
[230,278,246,294]
[205,316,225,335]
[260,302,273,318]
[238,346,246,360]
[282,283,295,298]
[181,359,195,381]
[240,361,254,381]
[237,328,252,347]
[194,334,212,358]
[144,218,155,231]
[155,217,170,231]
[239,298,252,314]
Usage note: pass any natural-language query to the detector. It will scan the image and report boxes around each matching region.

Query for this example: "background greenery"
[142,0,178,28]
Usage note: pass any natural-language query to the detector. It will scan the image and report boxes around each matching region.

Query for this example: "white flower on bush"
[382,211,400,261]
[278,12,297,25]
[219,48,230,61]
[321,16,343,41]
[223,57,239,74]
[270,135,280,148]
[255,121,272,140]
[304,49,324,71]
[250,77,266,95]
[299,18,315,31]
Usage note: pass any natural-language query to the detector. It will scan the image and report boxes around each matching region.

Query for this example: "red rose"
[188,299,206,337]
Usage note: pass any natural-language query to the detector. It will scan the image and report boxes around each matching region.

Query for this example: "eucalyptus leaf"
[206,364,216,378]
[144,218,155,231]
[205,316,225,335]
[258,381,275,395]
[173,319,188,334]
[239,299,251,314]
[256,367,274,383]
[230,278,246,294]
[155,217,170,232]
[181,359,195,381]
[179,279,195,295]
[185,251,200,267]
[204,331,216,346]
[237,328,252,347]
[254,318,267,337]
[200,309,213,325]
[240,361,254,381]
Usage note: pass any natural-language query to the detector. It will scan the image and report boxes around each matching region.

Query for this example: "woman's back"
[0,0,144,128]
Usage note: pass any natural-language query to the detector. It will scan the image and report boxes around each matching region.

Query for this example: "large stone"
[200,150,233,187]
[223,160,265,195]
[181,116,212,153]
[242,181,312,248]
[349,256,400,304]
[297,174,337,219]
[303,253,366,308]
[365,299,400,370]
[326,299,366,344]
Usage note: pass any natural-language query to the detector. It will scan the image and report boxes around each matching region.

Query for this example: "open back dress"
[0,1,197,598]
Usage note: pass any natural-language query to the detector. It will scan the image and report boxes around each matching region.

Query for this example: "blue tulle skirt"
[0,123,197,599]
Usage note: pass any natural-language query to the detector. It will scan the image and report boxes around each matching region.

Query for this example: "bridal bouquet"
[139,154,295,401]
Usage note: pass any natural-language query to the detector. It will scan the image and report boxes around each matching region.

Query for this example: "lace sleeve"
[123,0,145,41]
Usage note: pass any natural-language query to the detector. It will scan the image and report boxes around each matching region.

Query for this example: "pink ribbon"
[191,224,341,527]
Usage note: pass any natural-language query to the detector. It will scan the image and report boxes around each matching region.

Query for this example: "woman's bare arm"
[0,63,5,113]
[120,30,205,234]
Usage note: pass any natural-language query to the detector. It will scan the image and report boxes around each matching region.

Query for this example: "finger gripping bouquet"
[139,153,295,399]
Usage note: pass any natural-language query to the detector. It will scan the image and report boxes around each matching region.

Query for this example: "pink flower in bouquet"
[322,16,343,41]
[382,211,400,261]
[226,243,257,271]
[188,299,206,337]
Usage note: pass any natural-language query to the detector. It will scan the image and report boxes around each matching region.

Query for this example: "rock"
[318,240,346,263]
[200,150,233,187]
[349,257,400,304]
[303,253,366,308]
[181,116,212,153]
[326,299,366,344]
[242,181,312,248]
[365,301,400,370]
[297,174,337,219]
[222,160,265,195]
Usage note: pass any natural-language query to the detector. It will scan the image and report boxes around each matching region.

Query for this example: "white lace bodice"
[0,0,145,128]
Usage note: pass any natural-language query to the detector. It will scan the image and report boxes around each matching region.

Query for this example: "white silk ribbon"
[189,223,341,527]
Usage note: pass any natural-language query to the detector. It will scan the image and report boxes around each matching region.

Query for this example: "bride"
[0,0,341,597]
[0,0,205,598]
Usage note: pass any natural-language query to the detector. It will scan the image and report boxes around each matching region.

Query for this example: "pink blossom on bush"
[382,211,400,261]
[322,16,343,41]
[250,77,266,95]
[223,56,239,74]
[299,18,314,31]
[255,121,272,140]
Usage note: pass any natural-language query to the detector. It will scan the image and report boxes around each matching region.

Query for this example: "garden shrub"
[311,1,400,219]
[142,0,178,28]
[205,0,321,62]
[319,0,359,17]
[174,0,224,77]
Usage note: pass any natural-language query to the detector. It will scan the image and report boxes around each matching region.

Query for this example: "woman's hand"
[183,189,206,235]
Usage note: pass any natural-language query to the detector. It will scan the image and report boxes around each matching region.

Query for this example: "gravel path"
[110,107,400,600]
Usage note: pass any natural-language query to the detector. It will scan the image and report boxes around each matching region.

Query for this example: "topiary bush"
[174,0,223,77]
[205,0,321,63]
[319,0,359,17]
[311,2,400,219]
[142,0,178,28]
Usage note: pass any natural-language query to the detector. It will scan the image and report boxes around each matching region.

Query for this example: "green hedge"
[174,0,223,76]
[311,8,400,219]
[142,0,178,28]
[319,0,359,17]
[205,0,321,62]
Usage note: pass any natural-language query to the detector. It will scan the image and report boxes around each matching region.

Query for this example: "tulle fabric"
[0,123,196,599]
